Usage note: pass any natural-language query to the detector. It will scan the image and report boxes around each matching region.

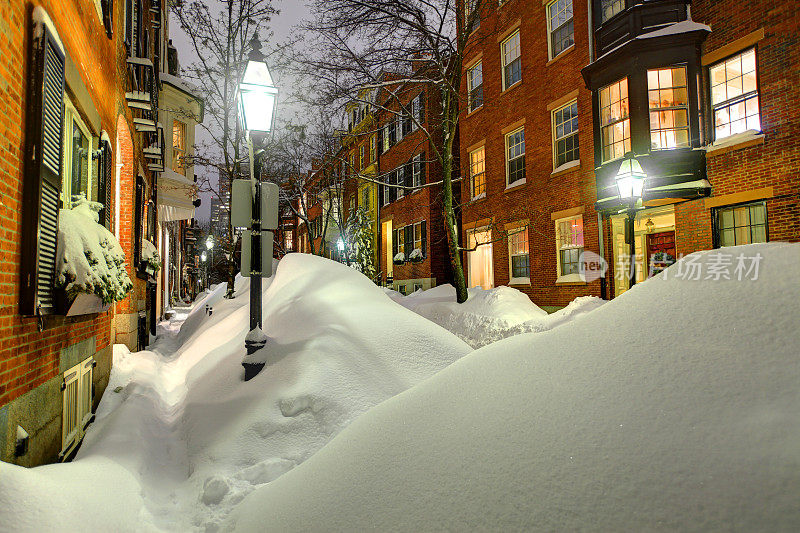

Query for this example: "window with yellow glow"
[648,66,689,149]
[172,120,186,175]
[600,78,630,162]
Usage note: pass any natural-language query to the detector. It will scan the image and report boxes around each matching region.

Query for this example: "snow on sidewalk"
[388,283,605,347]
[0,255,471,532]
[229,243,800,532]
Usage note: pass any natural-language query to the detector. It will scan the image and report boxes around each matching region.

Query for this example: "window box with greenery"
[56,198,133,316]
[408,248,424,263]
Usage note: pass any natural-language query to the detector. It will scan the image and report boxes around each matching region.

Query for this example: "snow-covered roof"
[638,19,711,39]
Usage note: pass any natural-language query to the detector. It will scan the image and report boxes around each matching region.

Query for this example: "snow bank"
[229,243,800,532]
[395,284,604,347]
[0,254,471,532]
[56,199,132,303]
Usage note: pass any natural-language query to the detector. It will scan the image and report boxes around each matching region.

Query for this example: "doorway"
[611,205,675,296]
[382,220,393,281]
[467,227,493,290]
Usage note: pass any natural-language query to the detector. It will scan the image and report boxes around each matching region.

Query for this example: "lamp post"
[615,154,647,288]
[205,235,214,284]
[238,36,278,366]
[200,251,208,291]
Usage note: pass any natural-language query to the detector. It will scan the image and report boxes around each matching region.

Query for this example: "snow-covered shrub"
[141,239,161,273]
[408,248,423,262]
[393,252,405,264]
[344,206,376,278]
[56,198,133,304]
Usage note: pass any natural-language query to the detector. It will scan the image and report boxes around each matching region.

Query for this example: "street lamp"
[206,235,214,250]
[238,36,278,377]
[615,154,647,288]
[200,251,208,292]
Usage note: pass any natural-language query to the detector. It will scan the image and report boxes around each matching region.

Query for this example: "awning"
[158,168,196,222]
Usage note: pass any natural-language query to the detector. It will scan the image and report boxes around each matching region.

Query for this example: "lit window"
[172,120,186,175]
[599,78,630,162]
[710,48,760,140]
[501,30,521,90]
[648,66,690,149]
[284,231,293,251]
[467,61,483,112]
[601,0,624,23]
[508,226,530,283]
[505,127,525,186]
[556,215,584,277]
[62,102,93,208]
[547,0,574,58]
[553,100,579,168]
[469,146,486,198]
[716,202,767,247]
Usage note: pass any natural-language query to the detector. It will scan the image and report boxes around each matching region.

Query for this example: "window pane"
[648,67,690,149]
[711,49,760,140]
[600,78,629,161]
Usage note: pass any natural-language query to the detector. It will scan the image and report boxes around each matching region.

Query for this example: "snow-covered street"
[2,244,799,532]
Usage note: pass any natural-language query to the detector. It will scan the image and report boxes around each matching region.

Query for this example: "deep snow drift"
[229,243,800,532]
[387,284,605,347]
[0,255,471,532]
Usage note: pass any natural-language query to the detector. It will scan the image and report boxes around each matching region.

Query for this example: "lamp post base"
[242,361,265,381]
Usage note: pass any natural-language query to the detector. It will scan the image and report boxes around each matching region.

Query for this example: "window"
[710,48,760,140]
[61,356,94,459]
[284,230,293,251]
[402,111,413,136]
[556,215,584,278]
[62,104,93,208]
[547,0,574,59]
[469,146,486,199]
[396,167,405,200]
[172,120,186,175]
[553,100,579,168]
[601,0,625,23]
[505,127,525,186]
[382,126,389,153]
[370,135,376,161]
[388,120,397,146]
[599,77,630,162]
[466,227,494,290]
[359,145,364,168]
[412,93,425,125]
[465,0,480,31]
[716,201,767,247]
[648,66,689,149]
[501,30,522,90]
[508,226,530,283]
[362,187,370,210]
[467,61,483,112]
[414,220,427,258]
[412,154,424,188]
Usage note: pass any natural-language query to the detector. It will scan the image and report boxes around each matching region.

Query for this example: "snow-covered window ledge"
[551,159,581,176]
[393,252,406,265]
[706,130,764,157]
[556,272,586,285]
[56,199,133,316]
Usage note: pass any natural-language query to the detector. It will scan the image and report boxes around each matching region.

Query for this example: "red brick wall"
[0,0,122,406]
[459,0,602,308]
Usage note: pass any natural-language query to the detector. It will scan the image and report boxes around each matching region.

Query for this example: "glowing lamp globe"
[615,156,647,201]
[237,37,278,134]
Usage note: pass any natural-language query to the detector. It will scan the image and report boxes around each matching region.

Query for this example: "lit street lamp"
[200,251,208,291]
[615,153,647,288]
[238,36,278,379]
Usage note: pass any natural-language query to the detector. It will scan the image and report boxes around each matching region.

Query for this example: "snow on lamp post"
[238,36,278,380]
[615,154,647,288]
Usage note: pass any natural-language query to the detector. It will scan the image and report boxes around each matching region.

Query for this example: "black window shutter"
[404,162,412,188]
[392,229,398,257]
[377,129,383,154]
[421,220,427,257]
[417,93,425,123]
[102,0,114,38]
[98,139,113,229]
[404,226,413,256]
[20,19,65,316]
[420,151,426,184]
[389,171,397,203]
[125,0,133,49]
[134,0,141,57]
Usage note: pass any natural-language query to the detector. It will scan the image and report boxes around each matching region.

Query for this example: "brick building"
[377,68,456,294]
[1,0,197,466]
[460,0,603,311]
[460,0,799,308]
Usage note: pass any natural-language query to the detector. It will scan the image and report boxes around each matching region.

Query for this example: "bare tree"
[303,0,490,302]
[171,0,285,298]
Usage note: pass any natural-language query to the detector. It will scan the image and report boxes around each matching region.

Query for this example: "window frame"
[469,145,486,200]
[648,65,691,150]
[712,200,768,248]
[546,0,575,60]
[467,60,483,112]
[708,47,761,142]
[507,225,530,285]
[505,126,526,187]
[501,30,522,91]
[555,213,585,283]
[551,99,580,170]
[62,99,95,209]
[172,119,187,175]
[599,77,630,163]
